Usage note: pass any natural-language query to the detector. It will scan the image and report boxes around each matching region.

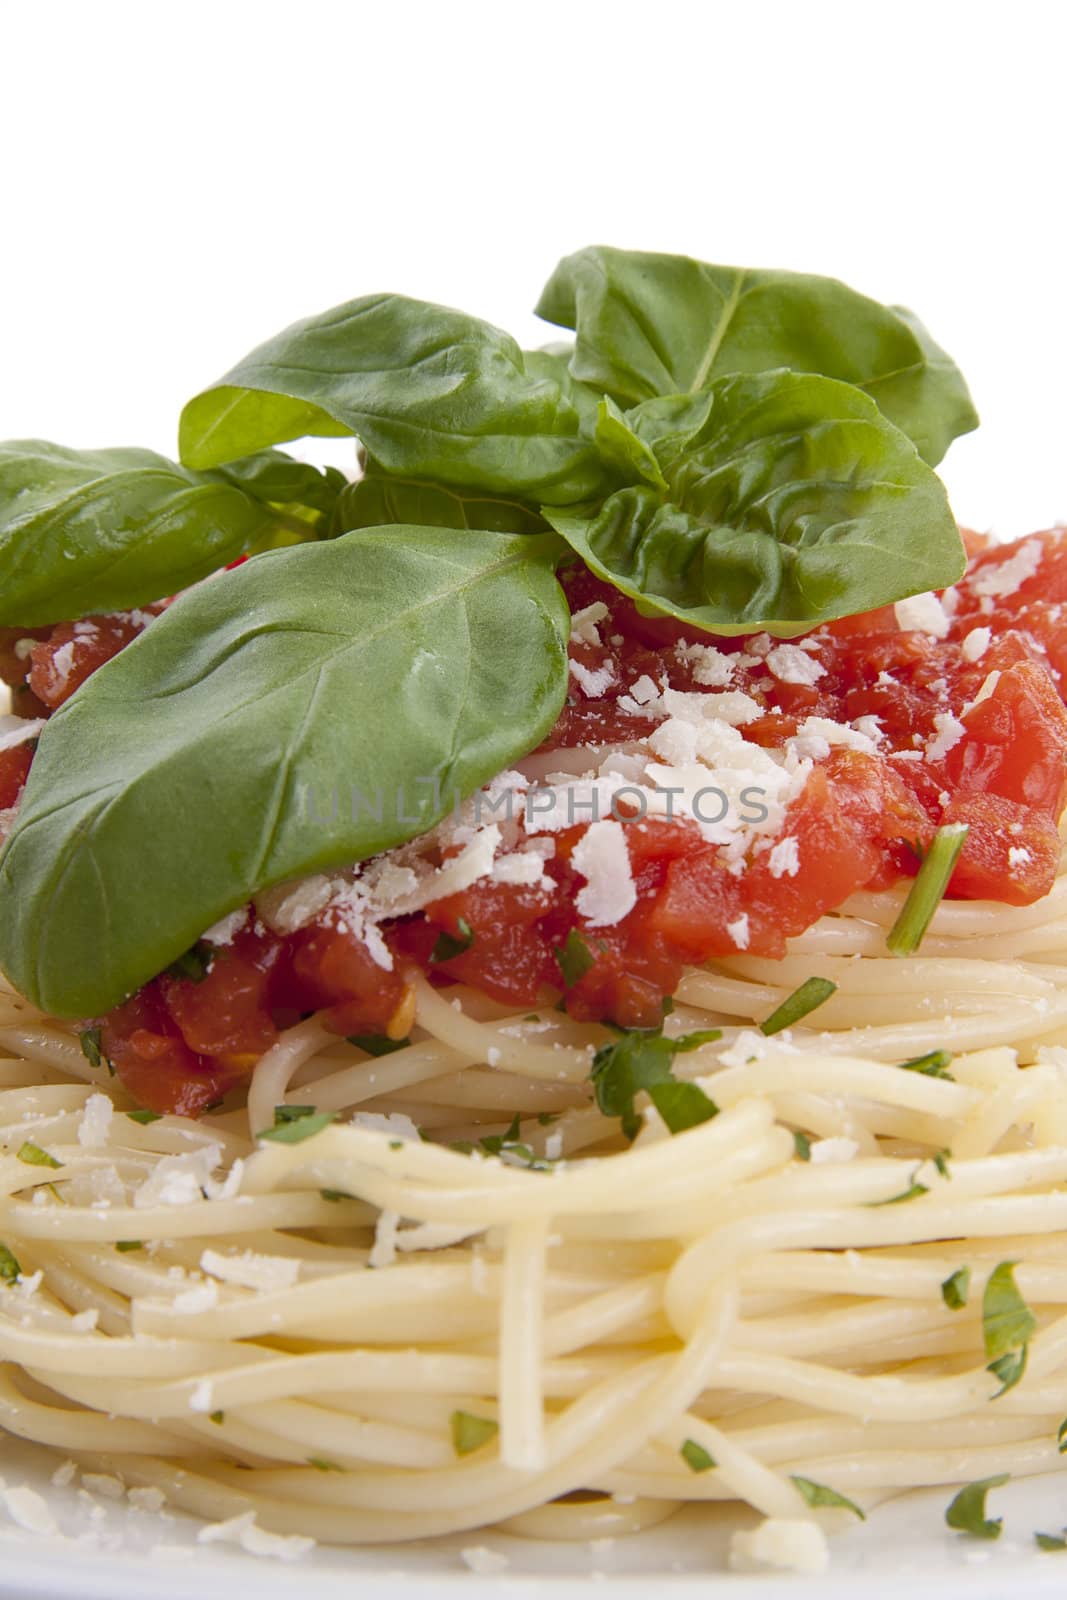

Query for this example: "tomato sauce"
[4,532,1067,1111]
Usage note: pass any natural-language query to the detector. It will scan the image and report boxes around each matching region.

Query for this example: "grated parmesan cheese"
[78,1092,114,1149]
[200,1248,301,1293]
[571,820,636,927]
[894,591,952,638]
[569,601,609,645]
[925,711,967,761]
[569,658,616,699]
[765,643,826,686]
[961,626,991,663]
[971,538,1042,598]
[197,1511,314,1561]
[729,1518,829,1577]
[767,836,800,878]
[1008,846,1033,868]
[726,913,751,950]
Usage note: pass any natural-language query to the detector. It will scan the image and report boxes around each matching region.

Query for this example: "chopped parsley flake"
[793,1131,812,1161]
[258,1108,336,1144]
[17,1141,61,1169]
[680,1439,715,1473]
[945,1474,1009,1539]
[347,1033,411,1056]
[941,1267,971,1310]
[164,941,214,984]
[790,1475,865,1520]
[554,928,596,988]
[760,977,837,1036]
[898,1048,953,1078]
[431,918,475,963]
[887,824,969,955]
[983,1261,1035,1397]
[78,1027,113,1075]
[125,1109,163,1125]
[0,1243,21,1285]
[450,1410,498,1456]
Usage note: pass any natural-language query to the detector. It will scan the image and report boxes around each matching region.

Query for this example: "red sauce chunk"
[9,531,1067,1112]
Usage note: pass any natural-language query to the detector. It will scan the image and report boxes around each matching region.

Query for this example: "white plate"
[2,1437,1066,1599]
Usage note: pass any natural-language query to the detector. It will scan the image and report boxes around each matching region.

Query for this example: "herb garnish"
[347,1033,411,1057]
[759,977,837,1036]
[258,1107,337,1144]
[945,1474,1009,1539]
[793,1131,812,1162]
[941,1267,971,1310]
[680,1439,716,1473]
[164,941,215,984]
[126,1109,163,1124]
[887,824,969,955]
[0,1244,21,1284]
[115,1240,143,1253]
[431,918,475,963]
[78,1027,113,1075]
[1036,1531,1067,1551]
[450,1411,498,1456]
[554,929,596,988]
[591,1025,721,1141]
[982,1261,1035,1397]
[898,1049,953,1078]
[790,1475,865,1520]
[16,1142,61,1169]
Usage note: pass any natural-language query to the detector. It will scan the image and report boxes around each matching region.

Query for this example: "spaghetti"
[2,856,1067,1567]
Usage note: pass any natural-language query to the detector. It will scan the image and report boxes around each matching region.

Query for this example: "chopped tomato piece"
[100,986,242,1117]
[159,925,280,1057]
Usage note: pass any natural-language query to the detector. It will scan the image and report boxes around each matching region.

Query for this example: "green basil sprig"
[536,245,977,464]
[331,469,546,537]
[0,526,569,1016]
[0,441,340,627]
[545,372,965,636]
[178,294,610,506]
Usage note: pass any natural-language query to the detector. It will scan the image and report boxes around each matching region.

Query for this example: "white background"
[1,0,1063,534]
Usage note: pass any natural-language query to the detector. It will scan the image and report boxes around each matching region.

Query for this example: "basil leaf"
[536,246,977,464]
[450,1410,498,1456]
[546,371,965,638]
[941,1267,971,1310]
[211,450,346,522]
[0,440,292,626]
[331,470,546,538]
[126,1108,163,1125]
[0,527,569,1017]
[944,1474,1009,1539]
[790,1475,865,1520]
[591,1026,719,1141]
[0,1244,21,1284]
[179,295,609,506]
